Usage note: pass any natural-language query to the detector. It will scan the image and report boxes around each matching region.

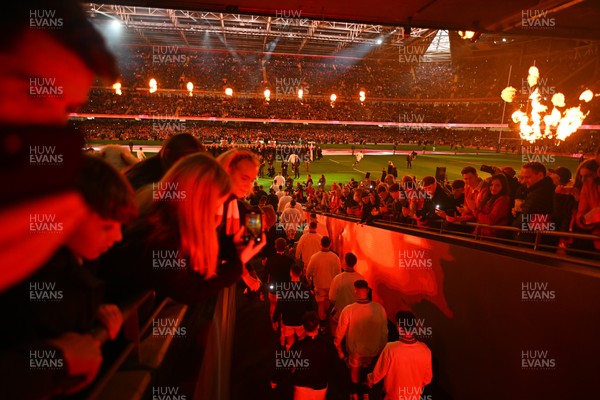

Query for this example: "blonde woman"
[101,152,264,304]
[197,149,265,400]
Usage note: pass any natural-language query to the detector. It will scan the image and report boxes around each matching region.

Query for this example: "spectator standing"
[367,311,433,400]
[512,162,555,236]
[306,237,341,329]
[296,222,323,268]
[272,265,316,350]
[302,213,329,237]
[265,238,295,320]
[271,312,338,400]
[328,253,364,334]
[136,146,146,161]
[281,200,303,241]
[335,280,388,400]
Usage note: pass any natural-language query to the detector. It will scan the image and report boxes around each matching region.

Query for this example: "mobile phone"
[243,212,262,244]
[435,204,440,209]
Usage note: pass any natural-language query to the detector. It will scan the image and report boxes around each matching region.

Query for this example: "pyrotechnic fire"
[501,87,517,103]
[149,78,157,94]
[112,82,122,95]
[502,66,593,143]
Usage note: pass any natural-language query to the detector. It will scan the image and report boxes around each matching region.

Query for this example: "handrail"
[84,290,157,400]
[90,290,155,344]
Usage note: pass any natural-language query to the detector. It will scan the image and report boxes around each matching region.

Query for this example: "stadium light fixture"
[458,30,481,42]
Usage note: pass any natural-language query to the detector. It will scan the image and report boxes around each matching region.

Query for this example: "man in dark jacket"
[271,311,338,399]
[513,162,556,242]
[272,265,317,350]
[412,176,452,229]
[265,238,295,320]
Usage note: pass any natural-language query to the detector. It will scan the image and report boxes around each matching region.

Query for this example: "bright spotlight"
[111,19,122,29]
[376,38,383,45]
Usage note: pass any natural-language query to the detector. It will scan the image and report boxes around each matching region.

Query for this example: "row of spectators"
[75,119,600,155]
[80,89,506,123]
[109,46,598,102]
[291,159,600,257]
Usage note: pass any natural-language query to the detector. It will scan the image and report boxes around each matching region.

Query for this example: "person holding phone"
[101,152,264,304]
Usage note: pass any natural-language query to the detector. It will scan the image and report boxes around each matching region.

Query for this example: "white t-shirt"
[335,301,388,357]
[277,195,292,213]
[368,340,432,400]
[295,232,323,265]
[274,175,286,187]
[329,270,365,317]
[306,250,341,290]
[280,207,303,233]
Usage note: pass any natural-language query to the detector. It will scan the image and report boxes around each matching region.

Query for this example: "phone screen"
[244,212,262,244]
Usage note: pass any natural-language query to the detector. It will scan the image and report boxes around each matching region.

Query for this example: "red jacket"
[476,195,510,237]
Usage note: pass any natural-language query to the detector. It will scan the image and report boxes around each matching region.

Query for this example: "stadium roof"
[87,1,599,60]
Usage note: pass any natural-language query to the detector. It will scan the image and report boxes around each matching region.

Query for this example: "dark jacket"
[273,334,338,390]
[101,213,243,306]
[265,253,294,294]
[418,184,452,224]
[272,282,316,326]
[0,248,105,398]
[513,176,555,228]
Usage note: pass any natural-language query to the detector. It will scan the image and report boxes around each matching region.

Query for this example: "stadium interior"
[3,1,600,400]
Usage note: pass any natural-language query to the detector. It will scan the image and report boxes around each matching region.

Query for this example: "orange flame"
[502,67,592,143]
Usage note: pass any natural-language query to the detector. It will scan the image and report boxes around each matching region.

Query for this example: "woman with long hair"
[574,160,600,252]
[197,149,267,400]
[472,174,511,237]
[101,152,263,303]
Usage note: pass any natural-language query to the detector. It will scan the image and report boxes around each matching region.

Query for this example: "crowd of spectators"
[267,156,600,258]
[75,118,600,155]
[80,89,506,123]
[108,46,598,103]
[4,3,599,399]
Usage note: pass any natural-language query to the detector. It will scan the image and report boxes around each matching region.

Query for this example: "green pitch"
[256,152,583,189]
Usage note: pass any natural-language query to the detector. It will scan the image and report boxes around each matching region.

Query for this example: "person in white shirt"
[335,280,388,400]
[136,146,146,161]
[295,222,322,267]
[277,190,292,213]
[274,172,286,188]
[284,198,304,213]
[275,185,285,199]
[280,200,303,240]
[353,151,364,166]
[305,237,341,328]
[302,213,329,237]
[328,253,364,334]
[367,311,432,400]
